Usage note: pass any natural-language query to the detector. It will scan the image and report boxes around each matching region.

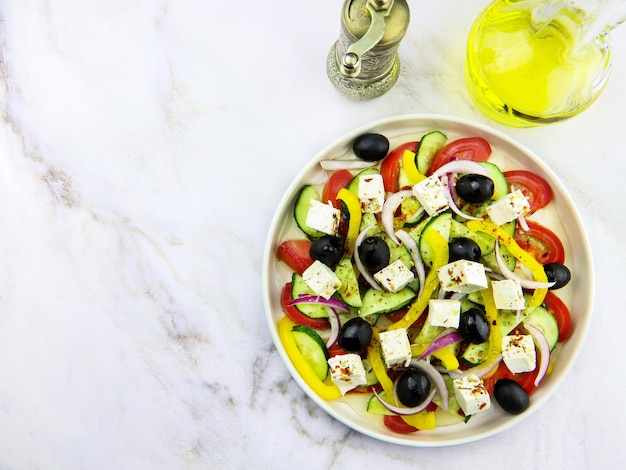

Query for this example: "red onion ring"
[325,307,341,348]
[431,160,491,178]
[382,190,413,244]
[320,159,377,171]
[394,229,426,298]
[417,329,463,361]
[524,323,551,386]
[443,175,482,221]
[288,295,350,312]
[409,359,449,410]
[494,242,555,290]
[354,224,383,290]
[373,387,436,416]
[461,354,502,380]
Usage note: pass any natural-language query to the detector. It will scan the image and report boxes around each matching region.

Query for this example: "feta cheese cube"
[437,259,488,294]
[327,353,368,395]
[412,175,449,216]
[453,374,491,416]
[502,335,536,373]
[379,328,412,369]
[486,190,530,225]
[302,260,342,299]
[358,173,385,213]
[492,279,525,310]
[373,259,415,293]
[305,199,341,235]
[428,299,461,328]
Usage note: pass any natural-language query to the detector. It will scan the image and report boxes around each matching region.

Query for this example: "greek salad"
[274,129,573,434]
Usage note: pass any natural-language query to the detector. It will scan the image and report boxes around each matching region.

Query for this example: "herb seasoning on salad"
[275,130,573,434]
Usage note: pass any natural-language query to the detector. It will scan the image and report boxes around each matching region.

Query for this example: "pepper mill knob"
[327,0,410,100]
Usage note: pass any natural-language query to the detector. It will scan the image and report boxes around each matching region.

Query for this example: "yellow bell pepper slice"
[388,230,449,331]
[401,150,426,185]
[401,409,437,430]
[368,329,437,430]
[278,316,341,401]
[466,219,549,310]
[432,347,460,371]
[367,328,395,402]
[482,282,503,375]
[336,188,362,257]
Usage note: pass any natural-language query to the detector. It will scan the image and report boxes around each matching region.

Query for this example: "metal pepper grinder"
[327,0,410,100]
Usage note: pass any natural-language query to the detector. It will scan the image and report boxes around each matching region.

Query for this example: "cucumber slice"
[359,287,417,318]
[413,319,445,349]
[400,196,424,227]
[482,242,516,273]
[293,185,325,240]
[360,212,379,235]
[358,358,379,388]
[291,325,330,381]
[419,212,452,267]
[366,390,393,415]
[524,306,559,350]
[377,232,414,270]
[347,167,379,196]
[291,273,329,319]
[462,342,489,365]
[417,130,447,174]
[334,258,362,308]
[449,218,494,256]
[479,161,509,200]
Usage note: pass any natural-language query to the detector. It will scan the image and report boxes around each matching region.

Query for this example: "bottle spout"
[580,0,626,43]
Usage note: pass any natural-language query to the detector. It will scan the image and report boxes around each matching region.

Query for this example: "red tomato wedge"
[277,240,314,275]
[381,142,418,193]
[322,169,354,209]
[427,137,491,175]
[383,415,419,434]
[483,362,539,396]
[514,220,565,265]
[543,291,573,342]
[504,170,553,214]
[280,282,330,329]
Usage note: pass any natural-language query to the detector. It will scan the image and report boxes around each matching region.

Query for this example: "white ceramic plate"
[262,114,593,447]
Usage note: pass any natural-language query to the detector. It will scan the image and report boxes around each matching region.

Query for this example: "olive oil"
[465,0,612,127]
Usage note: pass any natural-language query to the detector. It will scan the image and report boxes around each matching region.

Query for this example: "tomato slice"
[483,362,539,396]
[381,142,418,193]
[543,291,572,342]
[514,220,565,265]
[277,240,314,275]
[383,415,419,434]
[427,137,491,176]
[322,169,354,209]
[280,282,330,329]
[504,170,553,214]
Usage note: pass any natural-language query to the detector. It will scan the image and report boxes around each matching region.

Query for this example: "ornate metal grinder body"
[327,0,410,100]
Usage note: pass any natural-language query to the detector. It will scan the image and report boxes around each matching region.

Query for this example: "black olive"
[357,236,390,272]
[544,262,571,289]
[458,308,490,344]
[396,368,431,407]
[494,379,529,414]
[455,174,495,203]
[449,237,482,262]
[353,133,390,162]
[310,235,345,268]
[338,317,373,353]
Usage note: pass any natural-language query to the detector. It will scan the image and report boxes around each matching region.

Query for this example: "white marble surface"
[0,1,625,468]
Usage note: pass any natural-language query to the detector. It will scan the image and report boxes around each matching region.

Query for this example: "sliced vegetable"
[416,130,447,175]
[336,188,362,257]
[278,316,341,400]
